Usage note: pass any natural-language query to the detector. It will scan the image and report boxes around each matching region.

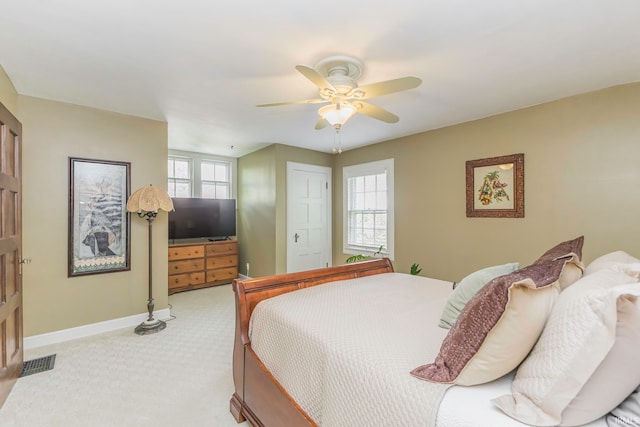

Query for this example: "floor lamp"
[126,184,174,335]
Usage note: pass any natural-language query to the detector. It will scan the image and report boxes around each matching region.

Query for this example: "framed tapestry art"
[466,153,524,218]
[68,157,131,276]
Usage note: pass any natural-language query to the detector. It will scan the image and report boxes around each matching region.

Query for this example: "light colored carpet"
[0,284,247,427]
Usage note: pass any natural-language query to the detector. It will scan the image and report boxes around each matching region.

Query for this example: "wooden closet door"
[0,101,23,408]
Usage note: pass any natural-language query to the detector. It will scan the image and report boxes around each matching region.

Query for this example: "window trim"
[343,158,394,260]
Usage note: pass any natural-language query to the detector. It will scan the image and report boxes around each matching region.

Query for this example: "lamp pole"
[126,184,174,336]
[134,210,166,335]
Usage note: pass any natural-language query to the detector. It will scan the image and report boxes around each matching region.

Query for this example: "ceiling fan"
[257,55,422,131]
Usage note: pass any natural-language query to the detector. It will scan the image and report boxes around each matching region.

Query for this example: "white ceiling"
[2,1,639,158]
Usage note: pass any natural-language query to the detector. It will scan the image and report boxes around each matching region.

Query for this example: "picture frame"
[68,157,131,276]
[466,153,524,218]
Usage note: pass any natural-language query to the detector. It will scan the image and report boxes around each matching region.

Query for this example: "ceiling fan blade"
[295,64,336,94]
[256,98,326,107]
[314,117,328,130]
[355,101,399,123]
[352,76,422,99]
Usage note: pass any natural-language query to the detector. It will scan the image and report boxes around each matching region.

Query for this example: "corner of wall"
[0,64,19,117]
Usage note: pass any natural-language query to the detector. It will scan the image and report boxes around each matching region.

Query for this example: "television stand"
[208,236,231,242]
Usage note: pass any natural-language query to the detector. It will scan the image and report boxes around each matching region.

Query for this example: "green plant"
[410,263,422,275]
[345,254,370,263]
[345,245,385,263]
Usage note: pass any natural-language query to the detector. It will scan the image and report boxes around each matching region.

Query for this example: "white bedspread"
[249,272,452,427]
[249,272,609,427]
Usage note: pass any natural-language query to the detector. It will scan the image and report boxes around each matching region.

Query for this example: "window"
[168,156,192,197]
[343,158,394,259]
[168,150,236,199]
[201,160,230,199]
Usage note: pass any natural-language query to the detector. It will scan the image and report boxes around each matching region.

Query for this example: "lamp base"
[134,318,166,335]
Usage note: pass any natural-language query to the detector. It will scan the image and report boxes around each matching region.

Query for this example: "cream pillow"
[454,283,558,385]
[411,236,583,386]
[411,265,561,385]
[585,250,640,276]
[557,262,584,290]
[492,271,640,426]
[438,262,519,329]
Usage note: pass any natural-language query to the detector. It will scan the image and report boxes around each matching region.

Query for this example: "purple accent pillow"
[411,236,584,385]
[534,235,584,264]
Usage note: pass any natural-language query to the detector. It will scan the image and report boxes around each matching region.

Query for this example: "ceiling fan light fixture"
[259,56,422,132]
[318,103,356,127]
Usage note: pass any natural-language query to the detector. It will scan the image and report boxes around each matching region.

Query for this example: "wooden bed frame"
[229,258,395,426]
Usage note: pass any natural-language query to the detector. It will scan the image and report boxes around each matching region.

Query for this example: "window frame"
[168,150,237,199]
[200,159,231,199]
[343,158,394,260]
[167,155,193,198]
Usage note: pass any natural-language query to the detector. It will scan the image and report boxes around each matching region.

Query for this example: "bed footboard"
[230,258,394,426]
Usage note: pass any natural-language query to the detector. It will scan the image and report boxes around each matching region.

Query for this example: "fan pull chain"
[332,130,337,153]
[332,126,343,154]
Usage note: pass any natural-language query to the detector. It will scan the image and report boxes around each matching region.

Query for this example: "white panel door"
[286,162,331,273]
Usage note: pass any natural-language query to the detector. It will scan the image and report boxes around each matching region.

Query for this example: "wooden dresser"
[168,240,238,294]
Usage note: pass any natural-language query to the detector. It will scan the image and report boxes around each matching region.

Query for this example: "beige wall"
[0,65,18,116]
[237,145,277,278]
[19,95,168,336]
[333,83,640,282]
[237,144,332,277]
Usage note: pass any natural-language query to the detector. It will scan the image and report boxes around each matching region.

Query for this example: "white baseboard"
[24,308,172,350]
[237,274,250,280]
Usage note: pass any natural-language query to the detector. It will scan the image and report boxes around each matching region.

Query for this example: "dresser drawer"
[169,259,205,275]
[168,240,238,294]
[168,272,205,289]
[206,267,238,283]
[206,255,238,270]
[168,245,205,261]
[206,242,237,256]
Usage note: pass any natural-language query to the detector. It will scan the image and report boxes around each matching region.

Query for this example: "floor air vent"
[20,354,56,377]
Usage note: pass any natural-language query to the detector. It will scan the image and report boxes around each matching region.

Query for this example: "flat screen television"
[168,198,236,241]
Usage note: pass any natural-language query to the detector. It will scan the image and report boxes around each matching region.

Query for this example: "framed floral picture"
[466,153,524,218]
[68,157,131,276]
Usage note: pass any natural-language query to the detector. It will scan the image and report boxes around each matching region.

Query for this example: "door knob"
[294,233,300,243]
[19,257,31,275]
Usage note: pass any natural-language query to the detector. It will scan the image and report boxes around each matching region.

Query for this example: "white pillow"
[612,263,640,280]
[560,291,640,426]
[492,271,640,426]
[585,251,640,276]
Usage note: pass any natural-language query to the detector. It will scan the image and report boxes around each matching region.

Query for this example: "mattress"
[249,272,609,427]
